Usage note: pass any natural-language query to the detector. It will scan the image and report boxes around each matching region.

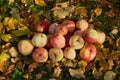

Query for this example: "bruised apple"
[62,20,75,34]
[32,33,47,47]
[31,20,50,33]
[79,44,97,62]
[97,31,106,44]
[83,28,99,44]
[64,47,76,60]
[50,34,65,48]
[32,47,48,63]
[18,40,34,56]
[69,35,84,49]
[55,24,68,36]
[48,23,58,34]
[76,19,88,31]
[49,48,63,61]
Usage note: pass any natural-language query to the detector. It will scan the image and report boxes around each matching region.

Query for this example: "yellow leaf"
[0,22,4,33]
[34,0,46,6]
[75,7,87,17]
[0,52,10,72]
[94,8,102,16]
[3,17,18,31]
[99,60,109,71]
[78,60,88,72]
[21,0,34,5]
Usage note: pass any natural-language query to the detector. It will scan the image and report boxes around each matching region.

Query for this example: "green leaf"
[11,27,31,36]
[11,69,23,80]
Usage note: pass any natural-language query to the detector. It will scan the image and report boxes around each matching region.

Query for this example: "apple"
[69,34,84,50]
[32,33,47,47]
[97,31,106,44]
[64,35,71,47]
[18,40,34,56]
[49,48,63,61]
[62,20,75,34]
[31,20,50,33]
[83,28,99,44]
[76,19,88,31]
[48,23,58,34]
[55,24,68,36]
[32,47,48,63]
[64,47,76,60]
[79,44,97,62]
[50,34,65,48]
[73,30,84,36]
[46,35,53,49]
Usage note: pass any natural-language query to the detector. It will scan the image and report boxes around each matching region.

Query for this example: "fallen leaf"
[75,7,87,17]
[0,51,10,72]
[34,0,46,6]
[94,8,102,16]
[78,60,88,72]
[0,22,5,33]
[116,38,120,49]
[69,68,85,79]
[0,34,14,42]
[3,17,19,31]
[108,60,114,70]
[99,60,109,71]
[53,67,62,77]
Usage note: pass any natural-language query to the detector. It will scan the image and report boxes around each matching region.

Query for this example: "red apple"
[73,30,84,36]
[46,35,53,49]
[76,19,88,31]
[18,40,34,56]
[32,47,48,63]
[62,20,75,34]
[55,24,68,36]
[50,34,65,48]
[83,29,99,44]
[31,20,50,33]
[48,23,58,34]
[64,35,71,47]
[79,44,97,62]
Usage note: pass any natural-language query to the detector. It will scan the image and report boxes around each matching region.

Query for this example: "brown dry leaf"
[105,10,115,18]
[69,68,85,79]
[116,38,120,49]
[53,66,62,77]
[95,48,109,61]
[92,68,103,80]
[108,60,114,70]
[94,8,102,16]
[99,60,109,71]
[75,7,87,17]
[28,62,39,72]
[34,0,46,6]
[85,62,95,71]
[78,60,88,72]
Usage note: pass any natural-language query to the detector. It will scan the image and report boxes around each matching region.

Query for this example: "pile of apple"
[17,19,106,63]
